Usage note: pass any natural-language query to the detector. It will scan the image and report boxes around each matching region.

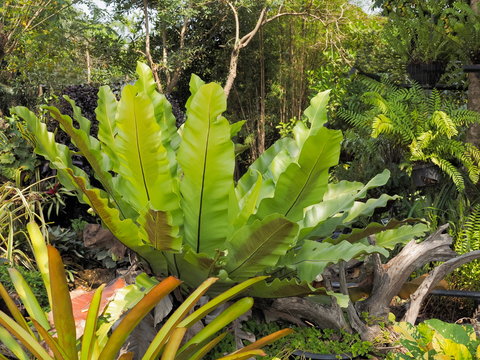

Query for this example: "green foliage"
[380,0,455,64]
[0,264,48,309]
[0,223,292,360]
[339,78,480,190]
[441,1,480,62]
[0,181,41,269]
[14,63,427,298]
[0,116,37,183]
[390,319,480,359]
[207,321,375,360]
[452,204,480,290]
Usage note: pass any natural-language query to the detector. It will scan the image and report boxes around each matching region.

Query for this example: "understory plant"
[452,204,480,290]
[390,319,480,359]
[382,0,454,65]
[0,221,292,360]
[228,321,374,359]
[0,115,37,184]
[13,63,428,297]
[339,78,480,190]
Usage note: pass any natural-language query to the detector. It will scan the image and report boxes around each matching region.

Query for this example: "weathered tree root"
[403,249,480,323]
[356,224,455,320]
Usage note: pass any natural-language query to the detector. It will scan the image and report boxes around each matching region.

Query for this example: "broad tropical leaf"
[178,83,234,253]
[287,240,389,282]
[115,84,177,213]
[256,127,342,221]
[225,214,299,280]
[95,85,119,166]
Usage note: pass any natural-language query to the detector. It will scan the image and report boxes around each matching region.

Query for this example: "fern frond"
[465,143,480,165]
[338,109,371,130]
[431,111,458,138]
[428,89,442,113]
[456,205,480,254]
[371,114,394,138]
[450,108,480,126]
[430,157,465,190]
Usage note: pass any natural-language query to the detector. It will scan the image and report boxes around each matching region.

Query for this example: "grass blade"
[48,245,78,360]
[27,221,52,305]
[0,311,53,360]
[179,297,254,353]
[8,268,50,330]
[178,276,266,328]
[160,327,187,360]
[232,328,294,354]
[0,325,30,360]
[142,277,217,360]
[0,282,32,335]
[188,333,227,360]
[80,284,105,360]
[31,319,69,360]
[100,276,182,360]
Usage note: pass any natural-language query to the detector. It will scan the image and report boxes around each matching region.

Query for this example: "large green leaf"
[137,207,181,252]
[115,84,178,214]
[135,62,180,156]
[95,85,119,167]
[225,214,299,280]
[232,170,263,229]
[236,137,297,199]
[62,168,167,274]
[178,83,234,254]
[44,102,126,213]
[256,127,342,222]
[246,278,321,298]
[173,248,217,288]
[11,107,87,193]
[304,90,331,134]
[325,218,425,245]
[287,240,389,282]
[343,194,399,223]
[305,192,398,241]
[375,223,430,249]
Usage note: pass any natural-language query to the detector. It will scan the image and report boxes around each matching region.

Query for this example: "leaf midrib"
[284,138,329,218]
[196,99,213,253]
[133,97,150,202]
[229,220,291,276]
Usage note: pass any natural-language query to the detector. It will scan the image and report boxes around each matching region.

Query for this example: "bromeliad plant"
[12,63,427,297]
[0,221,292,360]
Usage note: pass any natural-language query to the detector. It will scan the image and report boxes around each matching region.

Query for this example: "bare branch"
[226,1,240,43]
[403,250,480,324]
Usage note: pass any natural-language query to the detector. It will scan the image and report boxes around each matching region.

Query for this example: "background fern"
[452,205,480,290]
[338,78,480,190]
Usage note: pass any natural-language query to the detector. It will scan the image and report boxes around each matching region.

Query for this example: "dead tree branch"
[403,250,480,324]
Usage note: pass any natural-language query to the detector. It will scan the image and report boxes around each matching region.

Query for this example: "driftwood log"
[264,225,480,341]
[403,249,480,323]
[356,224,455,319]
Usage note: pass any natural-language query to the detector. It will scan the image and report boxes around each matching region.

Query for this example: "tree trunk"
[86,47,91,84]
[224,47,240,99]
[257,26,266,155]
[467,0,480,145]
[142,0,163,93]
